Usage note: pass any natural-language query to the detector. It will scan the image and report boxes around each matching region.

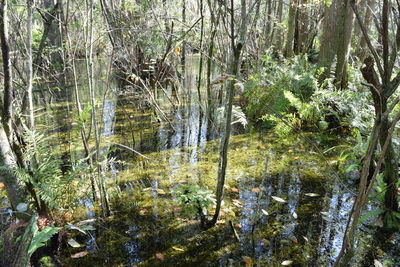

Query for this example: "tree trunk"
[334,0,356,88]
[357,0,375,61]
[273,0,284,51]
[284,0,297,57]
[0,126,26,211]
[27,0,35,130]
[319,1,339,73]
[42,0,64,65]
[207,0,247,228]
[0,0,13,136]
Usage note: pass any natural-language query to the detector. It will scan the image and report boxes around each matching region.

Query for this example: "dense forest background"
[0,0,399,266]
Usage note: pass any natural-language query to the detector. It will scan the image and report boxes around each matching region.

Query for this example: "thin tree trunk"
[197,0,204,103]
[207,0,247,228]
[284,0,297,57]
[27,0,35,130]
[86,0,110,216]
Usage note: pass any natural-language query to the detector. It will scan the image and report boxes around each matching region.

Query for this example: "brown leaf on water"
[71,251,89,258]
[155,252,165,261]
[242,256,253,265]
[0,182,5,190]
[251,188,261,193]
[235,223,242,228]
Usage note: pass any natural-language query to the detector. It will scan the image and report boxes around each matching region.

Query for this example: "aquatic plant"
[174,184,216,218]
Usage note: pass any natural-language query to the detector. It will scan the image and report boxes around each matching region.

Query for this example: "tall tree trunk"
[334,0,356,88]
[273,0,284,51]
[86,0,110,217]
[42,0,64,65]
[207,0,247,229]
[319,0,357,88]
[181,0,186,67]
[27,0,35,130]
[0,0,13,136]
[319,1,339,73]
[197,0,204,103]
[357,0,375,61]
[284,0,297,57]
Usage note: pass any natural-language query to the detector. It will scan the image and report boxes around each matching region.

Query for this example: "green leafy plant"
[29,224,61,255]
[174,184,216,217]
[10,129,74,209]
[325,130,370,174]
[244,52,374,136]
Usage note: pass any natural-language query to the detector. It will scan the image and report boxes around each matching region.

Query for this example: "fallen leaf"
[235,223,242,228]
[224,184,231,190]
[172,246,184,252]
[0,182,4,189]
[71,251,89,258]
[292,212,298,219]
[231,187,239,193]
[217,220,226,224]
[246,207,253,211]
[271,196,286,203]
[242,256,253,265]
[67,238,81,248]
[288,149,293,153]
[305,193,320,197]
[251,188,261,193]
[320,211,329,216]
[303,236,309,242]
[282,260,293,265]
[261,209,269,216]
[155,252,165,261]
[142,187,152,191]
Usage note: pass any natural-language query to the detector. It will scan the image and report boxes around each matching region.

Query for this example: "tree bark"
[0,0,13,136]
[284,0,297,57]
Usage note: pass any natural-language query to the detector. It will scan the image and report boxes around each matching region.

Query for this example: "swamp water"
[32,58,396,266]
